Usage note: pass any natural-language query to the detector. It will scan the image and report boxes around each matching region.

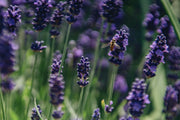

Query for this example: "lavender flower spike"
[0,78,15,93]
[31,105,42,120]
[92,108,100,120]
[6,5,21,33]
[33,0,52,31]
[126,78,150,118]
[52,107,64,119]
[108,25,129,65]
[31,41,47,52]
[51,51,62,74]
[143,34,168,78]
[49,74,65,106]
[105,100,114,113]
[77,56,90,87]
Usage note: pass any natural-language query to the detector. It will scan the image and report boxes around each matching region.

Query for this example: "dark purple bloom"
[77,56,90,87]
[163,86,178,120]
[0,78,15,93]
[49,74,65,106]
[108,25,129,65]
[66,0,84,24]
[51,51,62,74]
[91,108,100,120]
[31,105,42,120]
[105,100,114,113]
[114,75,128,93]
[143,4,160,41]
[126,78,150,118]
[174,80,180,104]
[0,8,4,34]
[101,0,123,23]
[31,41,47,52]
[143,34,169,78]
[33,0,52,31]
[5,5,21,33]
[157,15,177,47]
[119,116,136,120]
[52,107,64,119]
[0,34,17,75]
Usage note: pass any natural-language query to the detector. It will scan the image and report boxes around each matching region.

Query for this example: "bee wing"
[114,43,120,49]
[101,43,110,48]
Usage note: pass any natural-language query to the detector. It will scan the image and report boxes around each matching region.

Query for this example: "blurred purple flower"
[52,107,64,119]
[143,34,168,78]
[114,75,128,93]
[31,41,47,52]
[0,78,15,93]
[105,100,114,113]
[119,116,136,120]
[0,8,4,34]
[77,56,90,87]
[126,78,150,118]
[31,105,42,120]
[174,80,180,104]
[51,51,62,74]
[91,108,100,120]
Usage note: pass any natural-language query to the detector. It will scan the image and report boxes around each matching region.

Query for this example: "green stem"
[47,104,53,120]
[77,87,84,119]
[25,53,38,120]
[59,24,71,73]
[0,90,6,120]
[161,0,180,41]
[34,98,43,120]
[82,19,104,110]
[107,65,118,102]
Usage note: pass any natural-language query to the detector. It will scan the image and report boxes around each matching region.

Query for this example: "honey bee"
[102,38,120,51]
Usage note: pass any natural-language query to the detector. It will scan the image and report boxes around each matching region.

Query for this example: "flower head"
[51,51,62,74]
[91,108,100,120]
[49,74,65,106]
[52,107,64,119]
[33,0,52,31]
[31,41,47,52]
[0,78,15,93]
[108,25,129,65]
[114,75,128,93]
[126,78,150,118]
[6,5,21,33]
[77,56,90,87]
[31,105,42,120]
[102,0,123,23]
[105,100,114,113]
[143,34,168,78]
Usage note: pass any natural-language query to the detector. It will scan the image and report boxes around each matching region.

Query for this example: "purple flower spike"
[49,74,65,106]
[91,108,100,120]
[119,116,137,120]
[0,78,15,93]
[31,41,47,52]
[105,100,114,113]
[143,4,160,41]
[77,56,90,87]
[126,78,150,118]
[6,5,21,33]
[157,15,177,46]
[163,86,178,120]
[143,34,169,78]
[51,51,62,74]
[101,0,123,23]
[33,0,52,31]
[31,105,42,120]
[108,25,129,65]
[0,8,4,34]
[114,75,128,93]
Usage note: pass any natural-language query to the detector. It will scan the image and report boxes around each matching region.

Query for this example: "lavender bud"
[163,86,178,119]
[52,107,64,119]
[143,4,160,41]
[126,78,150,118]
[51,51,62,74]
[108,25,129,65]
[6,5,21,33]
[105,100,114,113]
[119,116,136,120]
[31,41,47,52]
[31,105,42,120]
[77,56,90,87]
[33,0,52,31]
[101,0,122,23]
[49,74,65,106]
[143,34,169,78]
[157,15,177,47]
[91,108,100,120]
[0,78,15,93]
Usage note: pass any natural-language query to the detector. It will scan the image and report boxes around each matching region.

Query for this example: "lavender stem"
[47,104,53,120]
[34,98,43,120]
[77,87,84,119]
